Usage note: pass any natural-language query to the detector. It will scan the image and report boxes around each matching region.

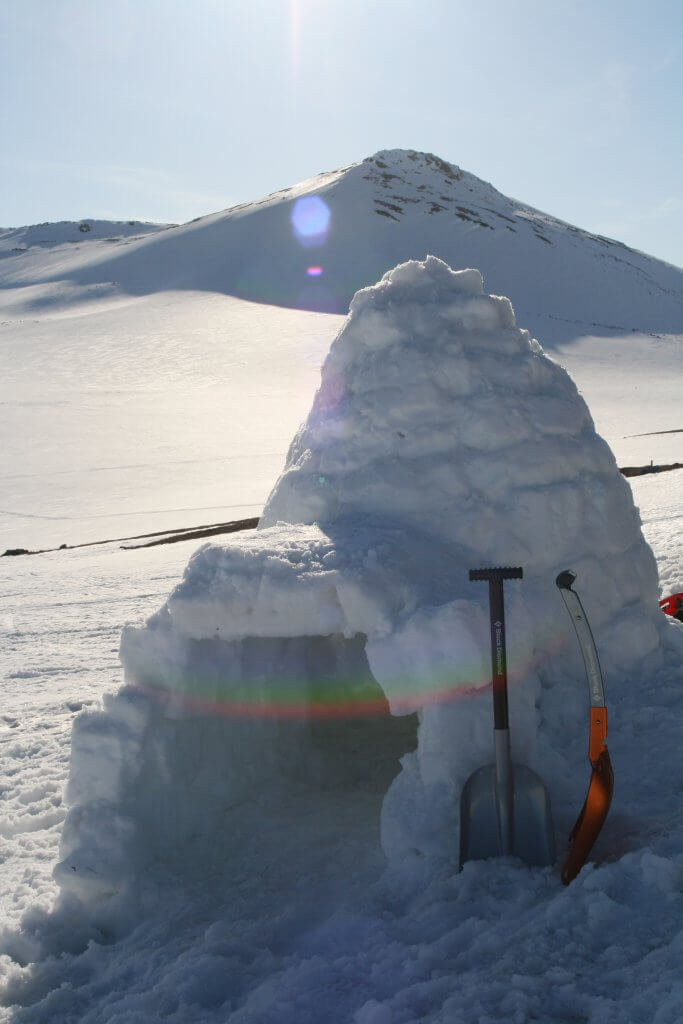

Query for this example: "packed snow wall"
[55,257,668,931]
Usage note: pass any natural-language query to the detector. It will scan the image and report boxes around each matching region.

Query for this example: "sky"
[1,0,682,268]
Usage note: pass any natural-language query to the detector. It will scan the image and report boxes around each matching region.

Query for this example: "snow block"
[56,257,665,923]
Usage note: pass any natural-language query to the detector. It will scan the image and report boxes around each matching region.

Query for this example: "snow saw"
[556,570,614,884]
[459,567,555,870]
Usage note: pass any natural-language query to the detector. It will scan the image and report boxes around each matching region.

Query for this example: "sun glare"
[289,0,301,79]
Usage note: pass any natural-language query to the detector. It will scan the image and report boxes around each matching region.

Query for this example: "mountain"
[1,150,681,343]
[1,150,681,553]
[0,218,168,253]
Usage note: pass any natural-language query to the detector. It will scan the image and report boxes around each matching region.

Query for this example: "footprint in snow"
[65,699,95,713]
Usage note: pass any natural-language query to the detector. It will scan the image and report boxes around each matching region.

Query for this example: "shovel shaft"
[488,577,510,730]
[469,567,524,857]
[494,728,514,855]
[470,568,523,729]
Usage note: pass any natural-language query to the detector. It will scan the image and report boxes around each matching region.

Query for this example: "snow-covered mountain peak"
[343,149,575,239]
[2,149,681,340]
[322,148,510,225]
[364,148,464,179]
[204,150,683,332]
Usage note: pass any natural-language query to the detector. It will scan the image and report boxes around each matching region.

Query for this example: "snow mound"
[54,257,667,934]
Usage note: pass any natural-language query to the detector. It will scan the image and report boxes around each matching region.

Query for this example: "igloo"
[55,257,665,927]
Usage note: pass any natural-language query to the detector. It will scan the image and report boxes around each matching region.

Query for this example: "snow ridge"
[0,219,168,256]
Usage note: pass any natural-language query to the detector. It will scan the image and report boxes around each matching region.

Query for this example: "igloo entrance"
[56,625,419,920]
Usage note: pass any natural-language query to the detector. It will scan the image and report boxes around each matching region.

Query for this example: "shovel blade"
[459,762,555,869]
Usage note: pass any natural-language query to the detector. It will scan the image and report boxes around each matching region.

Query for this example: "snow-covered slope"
[1,150,681,341]
[0,218,168,255]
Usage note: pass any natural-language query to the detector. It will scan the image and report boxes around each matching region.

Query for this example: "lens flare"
[307,266,323,277]
[129,618,569,723]
[134,675,487,721]
[291,196,330,248]
[130,630,567,722]
[289,0,301,79]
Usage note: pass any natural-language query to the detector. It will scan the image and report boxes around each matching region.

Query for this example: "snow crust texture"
[55,258,668,930]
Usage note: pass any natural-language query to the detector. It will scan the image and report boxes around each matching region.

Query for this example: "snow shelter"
[55,258,666,925]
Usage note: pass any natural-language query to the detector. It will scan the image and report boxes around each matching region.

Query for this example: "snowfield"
[0,152,682,1023]
[2,481,681,1023]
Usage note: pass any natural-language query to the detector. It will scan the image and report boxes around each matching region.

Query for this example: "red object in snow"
[659,594,683,621]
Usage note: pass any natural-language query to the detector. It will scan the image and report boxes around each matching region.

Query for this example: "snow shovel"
[556,570,614,884]
[459,567,555,869]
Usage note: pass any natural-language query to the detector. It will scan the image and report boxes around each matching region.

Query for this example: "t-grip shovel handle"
[469,568,524,582]
[469,567,523,730]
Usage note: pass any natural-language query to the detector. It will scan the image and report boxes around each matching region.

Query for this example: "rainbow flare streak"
[130,634,563,721]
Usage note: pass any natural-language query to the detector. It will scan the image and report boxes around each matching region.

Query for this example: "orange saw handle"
[556,571,614,885]
[589,706,608,765]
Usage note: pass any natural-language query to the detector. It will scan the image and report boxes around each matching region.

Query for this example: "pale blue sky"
[1,0,682,267]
